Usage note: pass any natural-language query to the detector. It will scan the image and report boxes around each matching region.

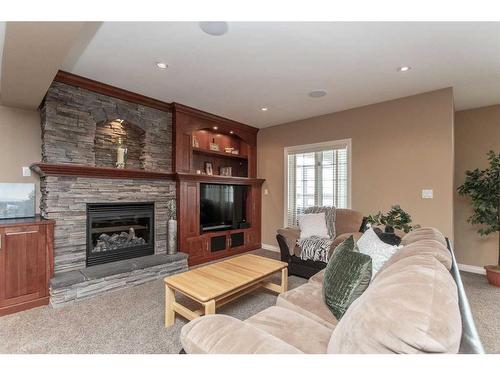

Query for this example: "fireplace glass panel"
[90,216,151,253]
[87,203,154,266]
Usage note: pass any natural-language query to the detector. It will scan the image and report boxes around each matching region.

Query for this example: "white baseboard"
[458,263,486,275]
[261,243,280,252]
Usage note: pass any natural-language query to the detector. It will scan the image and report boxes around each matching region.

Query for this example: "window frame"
[283,138,352,228]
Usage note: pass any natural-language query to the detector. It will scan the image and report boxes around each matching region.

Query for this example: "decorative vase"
[167,218,177,255]
[484,265,500,287]
[384,226,395,234]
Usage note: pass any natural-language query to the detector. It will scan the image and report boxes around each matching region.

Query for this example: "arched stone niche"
[94,119,146,169]
[40,81,172,172]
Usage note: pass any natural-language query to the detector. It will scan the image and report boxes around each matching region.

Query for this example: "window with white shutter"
[284,139,351,228]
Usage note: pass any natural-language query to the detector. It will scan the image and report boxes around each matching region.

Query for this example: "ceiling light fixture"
[230,131,234,134]
[213,126,218,130]
[155,62,168,70]
[199,22,228,36]
[261,107,268,111]
[397,66,411,72]
[308,90,327,98]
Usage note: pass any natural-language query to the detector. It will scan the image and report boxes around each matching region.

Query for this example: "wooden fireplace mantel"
[30,163,267,185]
[30,163,175,180]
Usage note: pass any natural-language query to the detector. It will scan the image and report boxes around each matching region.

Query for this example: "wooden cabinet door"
[178,181,199,239]
[245,230,259,247]
[176,133,192,173]
[186,236,207,259]
[0,225,46,307]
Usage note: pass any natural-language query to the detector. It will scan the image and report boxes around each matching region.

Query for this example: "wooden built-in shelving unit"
[173,103,263,266]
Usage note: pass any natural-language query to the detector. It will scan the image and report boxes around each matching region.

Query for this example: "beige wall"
[0,105,41,212]
[454,105,500,267]
[257,88,455,246]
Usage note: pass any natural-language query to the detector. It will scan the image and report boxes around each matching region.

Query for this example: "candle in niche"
[116,137,128,169]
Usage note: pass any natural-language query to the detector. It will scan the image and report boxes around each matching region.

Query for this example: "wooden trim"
[175,172,264,185]
[172,102,259,134]
[0,296,49,317]
[54,71,172,112]
[30,164,264,185]
[31,163,175,181]
[0,216,54,228]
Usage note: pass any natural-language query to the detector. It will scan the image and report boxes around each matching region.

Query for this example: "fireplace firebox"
[86,203,155,267]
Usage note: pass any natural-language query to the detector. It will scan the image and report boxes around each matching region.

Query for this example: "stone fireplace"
[34,80,188,306]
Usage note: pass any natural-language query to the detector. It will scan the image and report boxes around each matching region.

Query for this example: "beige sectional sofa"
[180,227,480,354]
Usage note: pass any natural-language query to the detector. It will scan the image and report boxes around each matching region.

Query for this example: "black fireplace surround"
[86,203,155,266]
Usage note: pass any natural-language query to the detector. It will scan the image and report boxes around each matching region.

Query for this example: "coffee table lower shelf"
[164,259,288,327]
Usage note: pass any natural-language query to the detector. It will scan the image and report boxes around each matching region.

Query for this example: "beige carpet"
[0,249,498,353]
[0,250,304,354]
[460,271,500,353]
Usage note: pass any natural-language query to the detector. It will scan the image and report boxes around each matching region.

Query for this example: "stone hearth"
[50,253,187,307]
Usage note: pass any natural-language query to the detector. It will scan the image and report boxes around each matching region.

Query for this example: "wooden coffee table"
[164,254,288,327]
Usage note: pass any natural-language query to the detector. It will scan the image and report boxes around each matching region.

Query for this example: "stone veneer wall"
[41,81,172,171]
[39,81,176,274]
[41,176,176,273]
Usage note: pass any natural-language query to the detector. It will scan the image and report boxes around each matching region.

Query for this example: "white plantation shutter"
[286,140,350,228]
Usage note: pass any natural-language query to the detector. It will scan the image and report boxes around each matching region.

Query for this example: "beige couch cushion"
[309,269,325,284]
[335,209,364,235]
[327,254,461,354]
[246,306,333,353]
[375,239,452,279]
[181,315,301,354]
[330,232,363,255]
[276,282,338,329]
[278,209,363,258]
[401,227,447,248]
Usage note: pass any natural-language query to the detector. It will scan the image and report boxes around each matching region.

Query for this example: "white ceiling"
[63,22,500,128]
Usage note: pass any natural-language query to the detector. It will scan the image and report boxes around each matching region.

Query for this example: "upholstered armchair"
[276,208,365,278]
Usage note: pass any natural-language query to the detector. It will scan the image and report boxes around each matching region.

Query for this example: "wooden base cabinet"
[177,176,264,266]
[0,217,54,317]
[184,230,261,267]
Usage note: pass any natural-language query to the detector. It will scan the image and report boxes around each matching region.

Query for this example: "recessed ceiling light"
[155,62,168,70]
[213,126,218,130]
[260,107,268,111]
[230,131,234,134]
[397,66,411,72]
[199,22,228,36]
[309,90,327,98]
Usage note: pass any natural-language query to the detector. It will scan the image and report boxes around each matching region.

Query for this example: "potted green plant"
[366,205,419,234]
[457,150,500,286]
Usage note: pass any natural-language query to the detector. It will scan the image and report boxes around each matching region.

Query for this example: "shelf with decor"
[191,127,250,177]
[192,147,248,160]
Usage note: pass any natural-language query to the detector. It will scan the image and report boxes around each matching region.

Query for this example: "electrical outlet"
[422,189,433,199]
[22,166,31,177]
[264,189,269,196]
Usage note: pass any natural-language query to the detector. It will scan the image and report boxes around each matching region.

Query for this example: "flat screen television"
[200,183,248,232]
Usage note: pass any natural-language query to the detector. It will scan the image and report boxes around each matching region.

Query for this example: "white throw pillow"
[357,228,400,278]
[298,212,329,239]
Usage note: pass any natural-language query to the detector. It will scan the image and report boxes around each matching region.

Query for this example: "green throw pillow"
[322,236,372,320]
